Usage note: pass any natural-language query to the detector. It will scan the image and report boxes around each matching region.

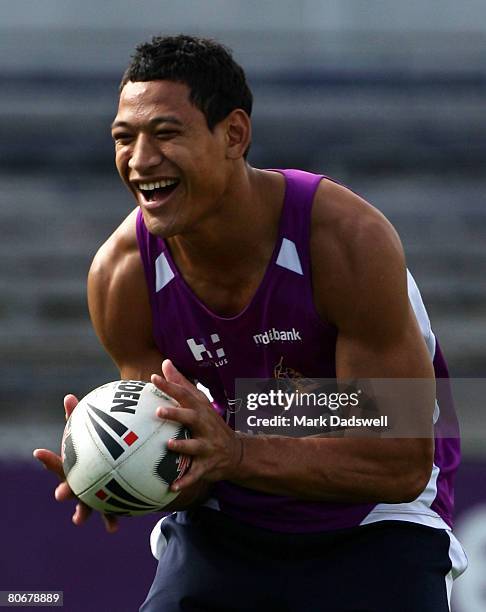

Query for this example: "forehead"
[115,80,199,124]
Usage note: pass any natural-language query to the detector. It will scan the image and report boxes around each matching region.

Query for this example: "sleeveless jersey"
[136,169,460,534]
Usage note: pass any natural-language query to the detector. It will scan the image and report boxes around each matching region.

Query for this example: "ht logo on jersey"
[187,334,228,368]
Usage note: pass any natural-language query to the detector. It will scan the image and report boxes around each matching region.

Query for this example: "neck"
[167,166,285,281]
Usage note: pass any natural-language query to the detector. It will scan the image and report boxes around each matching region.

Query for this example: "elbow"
[382,444,434,504]
[388,470,431,503]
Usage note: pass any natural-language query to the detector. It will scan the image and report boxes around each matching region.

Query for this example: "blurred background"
[0,1,485,610]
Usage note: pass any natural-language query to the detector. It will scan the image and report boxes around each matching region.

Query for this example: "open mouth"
[138,178,180,202]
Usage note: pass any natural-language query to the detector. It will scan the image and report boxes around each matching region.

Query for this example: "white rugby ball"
[61,380,191,516]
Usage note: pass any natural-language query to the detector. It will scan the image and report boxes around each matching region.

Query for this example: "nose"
[128,133,163,173]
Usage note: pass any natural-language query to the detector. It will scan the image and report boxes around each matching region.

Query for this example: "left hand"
[152,359,244,492]
[34,394,119,533]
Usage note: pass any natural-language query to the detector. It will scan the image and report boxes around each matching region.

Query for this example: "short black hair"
[120,34,253,132]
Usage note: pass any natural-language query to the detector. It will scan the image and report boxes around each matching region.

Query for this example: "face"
[112,80,231,237]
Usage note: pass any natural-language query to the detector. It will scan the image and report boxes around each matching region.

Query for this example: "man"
[34,35,466,611]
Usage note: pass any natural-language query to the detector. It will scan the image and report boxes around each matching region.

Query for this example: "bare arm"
[88,208,163,380]
[34,209,209,526]
[88,209,211,509]
[232,180,435,502]
[161,181,435,504]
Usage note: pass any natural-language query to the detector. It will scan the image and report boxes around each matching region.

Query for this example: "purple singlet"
[136,169,460,534]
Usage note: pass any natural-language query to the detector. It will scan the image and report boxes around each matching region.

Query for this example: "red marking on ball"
[123,431,138,446]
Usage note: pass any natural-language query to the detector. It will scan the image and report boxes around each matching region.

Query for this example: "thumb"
[64,394,79,420]
[161,360,196,394]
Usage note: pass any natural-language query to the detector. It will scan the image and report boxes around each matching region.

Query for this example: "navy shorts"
[140,508,452,612]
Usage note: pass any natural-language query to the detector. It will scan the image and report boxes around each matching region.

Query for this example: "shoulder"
[310,178,408,333]
[89,207,141,283]
[311,178,403,265]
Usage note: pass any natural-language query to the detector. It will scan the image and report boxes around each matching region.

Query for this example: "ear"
[224,109,252,160]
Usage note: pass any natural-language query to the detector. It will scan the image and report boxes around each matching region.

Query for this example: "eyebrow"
[111,115,183,130]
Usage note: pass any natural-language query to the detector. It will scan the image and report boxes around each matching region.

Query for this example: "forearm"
[150,366,433,505]
[232,434,433,504]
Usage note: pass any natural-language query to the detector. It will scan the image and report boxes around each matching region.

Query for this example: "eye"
[112,132,133,144]
[155,130,178,140]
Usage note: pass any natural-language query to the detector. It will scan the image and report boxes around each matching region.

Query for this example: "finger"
[157,405,198,427]
[171,466,203,492]
[64,394,79,420]
[160,361,209,403]
[72,501,92,526]
[161,360,197,394]
[55,481,76,501]
[167,437,203,456]
[152,375,200,409]
[33,449,65,480]
[102,514,119,534]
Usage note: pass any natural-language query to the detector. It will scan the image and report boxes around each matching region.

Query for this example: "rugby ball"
[61,380,191,516]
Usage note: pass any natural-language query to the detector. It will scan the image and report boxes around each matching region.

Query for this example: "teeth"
[138,179,178,191]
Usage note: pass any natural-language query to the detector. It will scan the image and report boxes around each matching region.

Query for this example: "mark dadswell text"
[246,414,388,428]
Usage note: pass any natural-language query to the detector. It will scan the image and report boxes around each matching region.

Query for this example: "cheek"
[115,155,129,184]
[115,149,130,178]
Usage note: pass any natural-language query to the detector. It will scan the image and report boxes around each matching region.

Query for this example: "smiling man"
[34,35,466,611]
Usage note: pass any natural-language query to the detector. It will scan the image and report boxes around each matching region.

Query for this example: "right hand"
[33,394,119,533]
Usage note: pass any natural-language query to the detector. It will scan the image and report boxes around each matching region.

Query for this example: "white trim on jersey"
[407,269,436,357]
[358,463,445,532]
[155,252,175,292]
[276,238,303,275]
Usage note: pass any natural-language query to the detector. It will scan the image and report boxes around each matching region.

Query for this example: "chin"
[142,210,181,239]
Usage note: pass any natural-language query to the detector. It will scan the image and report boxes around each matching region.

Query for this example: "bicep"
[336,302,434,381]
[313,188,434,480]
[319,205,433,379]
